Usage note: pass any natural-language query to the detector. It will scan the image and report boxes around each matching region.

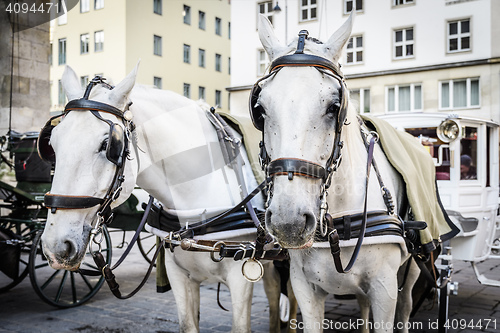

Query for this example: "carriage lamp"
[437,119,461,143]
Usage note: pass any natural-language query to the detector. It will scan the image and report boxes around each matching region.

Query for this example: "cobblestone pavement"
[1,230,499,333]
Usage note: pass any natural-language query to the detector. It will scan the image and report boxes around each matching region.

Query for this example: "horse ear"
[324,11,354,63]
[258,14,287,61]
[110,61,139,107]
[61,66,84,101]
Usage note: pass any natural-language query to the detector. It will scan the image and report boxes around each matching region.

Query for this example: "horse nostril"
[62,240,77,258]
[303,212,316,234]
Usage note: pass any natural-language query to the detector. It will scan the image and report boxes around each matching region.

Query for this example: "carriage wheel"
[28,227,112,308]
[0,222,39,293]
[137,231,157,266]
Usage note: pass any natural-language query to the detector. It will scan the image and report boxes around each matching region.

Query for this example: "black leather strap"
[268,158,326,179]
[270,53,343,78]
[44,193,104,209]
[65,99,124,119]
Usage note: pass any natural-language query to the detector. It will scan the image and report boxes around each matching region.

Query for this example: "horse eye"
[326,102,340,116]
[99,139,108,152]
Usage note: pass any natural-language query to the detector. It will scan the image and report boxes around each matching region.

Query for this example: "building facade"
[50,0,231,113]
[228,0,500,124]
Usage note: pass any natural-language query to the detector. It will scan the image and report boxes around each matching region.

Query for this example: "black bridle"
[249,30,348,204]
[39,76,135,225]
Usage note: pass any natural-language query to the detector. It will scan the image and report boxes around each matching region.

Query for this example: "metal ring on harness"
[210,241,225,262]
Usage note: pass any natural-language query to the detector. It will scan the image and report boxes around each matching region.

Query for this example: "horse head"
[41,65,139,270]
[253,14,353,248]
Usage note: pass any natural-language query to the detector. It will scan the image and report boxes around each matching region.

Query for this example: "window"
[258,1,274,24]
[94,0,104,10]
[460,127,478,180]
[346,36,363,64]
[94,31,104,52]
[49,43,52,65]
[448,19,470,53]
[184,44,190,63]
[58,38,66,65]
[80,0,89,12]
[393,0,414,5]
[228,57,231,75]
[344,0,363,14]
[215,17,222,36]
[440,78,479,109]
[350,88,370,113]
[215,90,222,107]
[199,86,205,100]
[154,35,162,56]
[183,83,190,98]
[154,0,162,15]
[215,54,221,72]
[58,0,67,25]
[58,80,66,105]
[386,84,422,112]
[257,50,268,76]
[80,76,89,88]
[80,34,89,54]
[199,11,205,30]
[300,0,317,22]
[154,77,162,89]
[228,22,231,39]
[198,49,205,67]
[183,5,191,24]
[394,27,414,59]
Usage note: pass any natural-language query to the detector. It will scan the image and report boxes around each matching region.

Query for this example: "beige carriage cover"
[361,115,459,251]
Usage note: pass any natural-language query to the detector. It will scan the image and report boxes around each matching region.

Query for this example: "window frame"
[154,76,162,89]
[58,38,66,65]
[183,5,191,25]
[346,35,363,65]
[94,0,104,10]
[198,48,205,67]
[154,0,162,15]
[258,1,274,25]
[80,34,89,55]
[257,49,268,76]
[447,18,471,53]
[385,83,423,113]
[183,83,191,98]
[199,86,206,100]
[215,90,222,107]
[215,17,222,36]
[350,88,371,114]
[439,78,480,110]
[393,27,414,59]
[344,0,363,14]
[94,30,104,52]
[199,11,205,30]
[300,0,318,22]
[80,0,90,12]
[154,35,162,56]
[215,53,222,72]
[183,44,191,63]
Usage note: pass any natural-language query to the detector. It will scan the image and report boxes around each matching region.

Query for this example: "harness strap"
[44,193,104,211]
[268,158,326,180]
[328,135,376,274]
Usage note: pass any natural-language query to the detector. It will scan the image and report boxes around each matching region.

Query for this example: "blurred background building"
[229,0,500,124]
[49,0,231,114]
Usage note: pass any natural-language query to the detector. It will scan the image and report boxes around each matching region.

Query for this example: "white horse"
[40,65,289,333]
[253,15,419,332]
